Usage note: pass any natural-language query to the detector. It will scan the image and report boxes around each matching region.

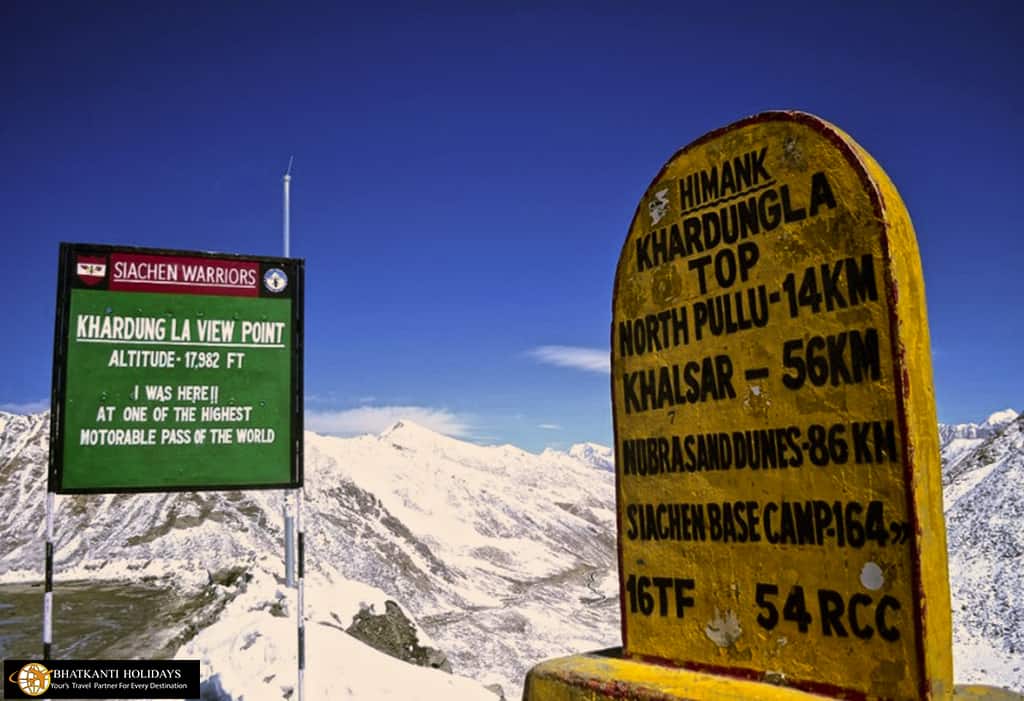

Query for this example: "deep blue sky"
[3,2,1021,451]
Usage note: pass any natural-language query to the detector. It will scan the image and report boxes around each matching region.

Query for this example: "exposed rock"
[484,682,507,700]
[345,600,453,673]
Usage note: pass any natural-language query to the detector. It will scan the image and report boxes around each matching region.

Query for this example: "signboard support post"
[284,500,295,587]
[297,487,306,701]
[43,490,54,660]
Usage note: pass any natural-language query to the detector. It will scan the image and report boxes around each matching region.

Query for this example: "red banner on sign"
[108,253,259,297]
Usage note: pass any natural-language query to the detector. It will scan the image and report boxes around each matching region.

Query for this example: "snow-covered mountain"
[3,408,1022,696]
[0,412,618,700]
[565,442,614,472]
[939,408,1019,475]
[941,411,1024,691]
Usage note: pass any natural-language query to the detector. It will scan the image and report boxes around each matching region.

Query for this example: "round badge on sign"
[263,268,288,293]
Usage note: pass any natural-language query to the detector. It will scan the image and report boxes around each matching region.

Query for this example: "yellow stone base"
[522,650,1023,701]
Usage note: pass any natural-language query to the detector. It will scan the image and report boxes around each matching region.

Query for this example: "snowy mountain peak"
[379,419,458,448]
[383,419,426,434]
[983,408,1019,428]
[567,443,614,472]
[940,409,1021,475]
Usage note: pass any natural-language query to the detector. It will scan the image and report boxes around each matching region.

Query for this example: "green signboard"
[49,243,303,493]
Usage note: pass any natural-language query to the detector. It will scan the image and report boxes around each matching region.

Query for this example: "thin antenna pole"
[283,157,293,258]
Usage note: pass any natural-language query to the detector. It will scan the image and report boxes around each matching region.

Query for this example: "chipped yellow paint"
[523,652,1021,701]
[608,112,951,699]
[524,651,834,701]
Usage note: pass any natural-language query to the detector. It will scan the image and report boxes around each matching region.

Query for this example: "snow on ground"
[942,436,986,471]
[943,458,1001,510]
[177,564,497,701]
[953,633,1024,693]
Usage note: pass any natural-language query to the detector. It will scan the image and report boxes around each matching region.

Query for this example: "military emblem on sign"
[263,267,288,293]
[75,255,107,286]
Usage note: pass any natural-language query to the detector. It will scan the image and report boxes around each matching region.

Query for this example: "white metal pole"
[284,500,295,587]
[283,161,296,587]
[297,487,305,701]
[283,156,303,701]
[43,490,54,659]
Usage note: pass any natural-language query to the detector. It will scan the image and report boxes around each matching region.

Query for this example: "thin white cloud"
[538,423,562,430]
[0,399,50,414]
[529,345,609,374]
[305,405,473,438]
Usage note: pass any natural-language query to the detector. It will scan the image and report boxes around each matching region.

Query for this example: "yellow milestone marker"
[607,111,951,700]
